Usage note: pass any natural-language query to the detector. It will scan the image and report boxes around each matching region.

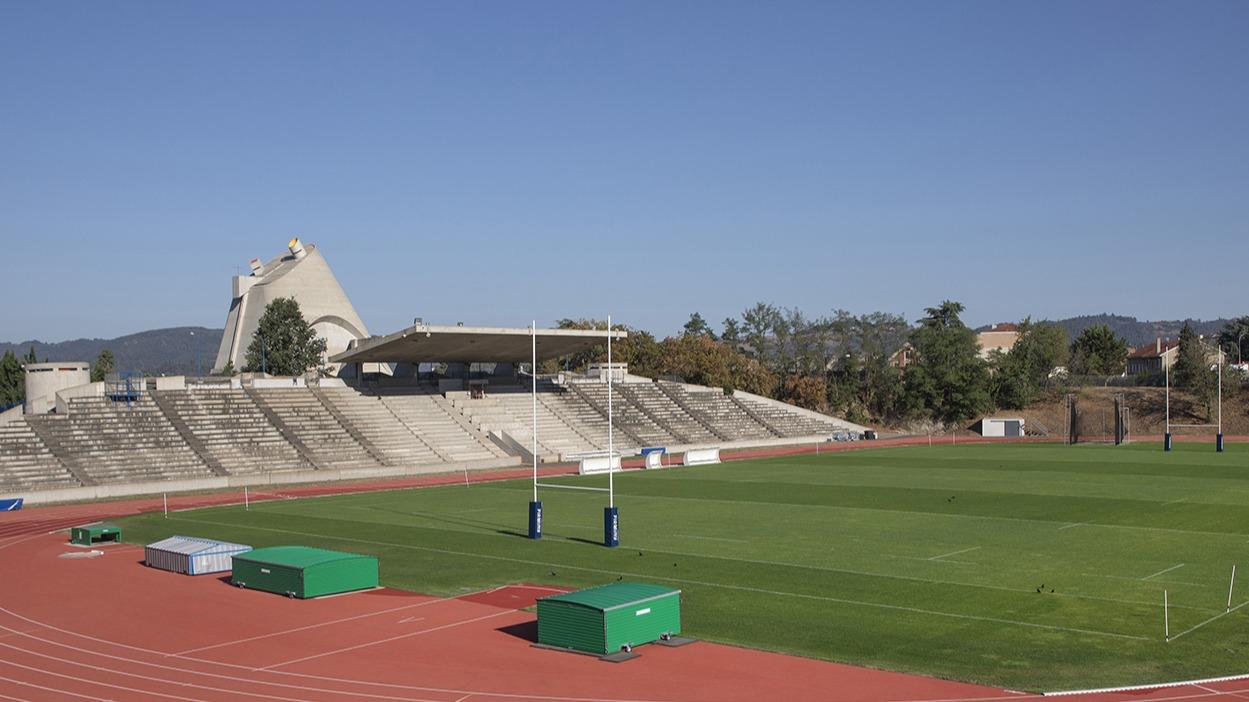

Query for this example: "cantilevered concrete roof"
[330,324,627,364]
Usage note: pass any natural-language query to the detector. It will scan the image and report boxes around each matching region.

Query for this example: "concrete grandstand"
[0,239,867,504]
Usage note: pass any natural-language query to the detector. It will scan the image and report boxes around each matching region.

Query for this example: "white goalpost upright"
[1164,352,1224,452]
[527,316,621,547]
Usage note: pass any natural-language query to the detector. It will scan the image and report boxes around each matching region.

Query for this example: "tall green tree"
[1218,316,1249,365]
[720,318,741,345]
[1173,322,1217,417]
[242,297,328,376]
[1068,325,1128,375]
[989,319,1068,409]
[0,350,24,407]
[23,346,38,365]
[90,349,116,383]
[682,312,716,339]
[902,301,990,423]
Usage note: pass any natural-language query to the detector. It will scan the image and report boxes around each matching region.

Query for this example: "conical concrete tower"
[212,238,368,374]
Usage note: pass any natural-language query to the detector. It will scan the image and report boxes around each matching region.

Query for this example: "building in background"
[212,238,368,375]
[976,323,1019,359]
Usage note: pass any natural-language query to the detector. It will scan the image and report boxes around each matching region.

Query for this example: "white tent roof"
[145,535,251,556]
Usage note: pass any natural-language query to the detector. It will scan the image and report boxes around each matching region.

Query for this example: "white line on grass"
[929,546,980,561]
[672,534,749,543]
[1166,599,1249,642]
[167,516,1152,642]
[1057,523,1084,531]
[1143,563,1186,580]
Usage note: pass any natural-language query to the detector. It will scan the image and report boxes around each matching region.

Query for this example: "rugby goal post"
[1164,359,1224,452]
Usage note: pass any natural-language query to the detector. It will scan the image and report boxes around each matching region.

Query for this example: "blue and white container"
[144,536,252,575]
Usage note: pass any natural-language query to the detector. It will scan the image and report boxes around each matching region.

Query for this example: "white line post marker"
[1228,565,1237,613]
[244,486,249,511]
[163,493,168,518]
[1164,589,1170,642]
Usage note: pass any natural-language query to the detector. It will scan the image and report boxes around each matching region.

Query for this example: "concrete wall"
[24,362,90,414]
[54,381,105,415]
[3,456,522,506]
[0,405,23,426]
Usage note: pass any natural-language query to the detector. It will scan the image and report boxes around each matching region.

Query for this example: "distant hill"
[978,315,1235,348]
[0,327,222,376]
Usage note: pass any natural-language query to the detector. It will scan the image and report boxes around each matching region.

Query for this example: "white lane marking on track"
[260,610,516,671]
[0,673,105,701]
[929,546,981,561]
[1143,563,1186,580]
[0,636,444,702]
[397,616,424,624]
[177,585,506,655]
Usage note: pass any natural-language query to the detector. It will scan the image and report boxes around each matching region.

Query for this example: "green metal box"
[230,546,378,599]
[537,582,681,655]
[70,524,121,546]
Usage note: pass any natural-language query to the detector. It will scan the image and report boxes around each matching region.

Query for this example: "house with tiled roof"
[1127,338,1180,375]
[976,323,1019,360]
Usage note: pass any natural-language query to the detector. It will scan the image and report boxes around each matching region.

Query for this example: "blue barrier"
[0,498,24,512]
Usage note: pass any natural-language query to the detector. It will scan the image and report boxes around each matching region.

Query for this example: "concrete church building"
[212,238,368,375]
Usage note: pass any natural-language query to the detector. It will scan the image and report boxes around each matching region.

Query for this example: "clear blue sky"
[2,1,1245,342]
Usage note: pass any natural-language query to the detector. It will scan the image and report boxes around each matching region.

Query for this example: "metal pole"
[532,321,538,503]
[1165,363,1171,451]
[163,493,168,518]
[608,315,614,509]
[1164,589,1170,641]
[1228,565,1237,612]
[244,486,249,511]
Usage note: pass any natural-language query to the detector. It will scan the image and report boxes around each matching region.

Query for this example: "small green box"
[537,582,681,655]
[70,524,121,546]
[230,546,378,599]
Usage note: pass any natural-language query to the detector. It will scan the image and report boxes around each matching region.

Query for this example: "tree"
[682,312,716,339]
[902,301,991,423]
[660,334,777,396]
[23,346,37,365]
[781,374,827,412]
[721,318,741,345]
[242,297,328,376]
[989,319,1068,409]
[1218,316,1249,365]
[1173,322,1217,417]
[1068,325,1128,375]
[90,349,116,383]
[0,350,23,407]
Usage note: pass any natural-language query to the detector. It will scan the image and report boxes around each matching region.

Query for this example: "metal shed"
[537,582,681,655]
[70,524,121,546]
[144,536,252,575]
[230,546,378,599]
[981,417,1025,438]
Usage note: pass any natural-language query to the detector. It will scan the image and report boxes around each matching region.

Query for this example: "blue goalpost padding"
[603,506,619,548]
[0,498,23,511]
[529,501,543,539]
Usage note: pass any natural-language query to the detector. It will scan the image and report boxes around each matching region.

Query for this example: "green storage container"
[70,524,121,546]
[230,546,378,599]
[537,582,681,655]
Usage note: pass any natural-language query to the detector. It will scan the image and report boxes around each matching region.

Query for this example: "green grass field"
[118,441,1249,692]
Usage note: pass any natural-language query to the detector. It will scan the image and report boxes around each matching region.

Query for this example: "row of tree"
[544,303,1243,427]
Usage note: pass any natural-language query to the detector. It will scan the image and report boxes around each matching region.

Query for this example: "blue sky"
[1,1,1245,342]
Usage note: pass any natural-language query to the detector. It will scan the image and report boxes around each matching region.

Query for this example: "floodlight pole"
[528,321,542,539]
